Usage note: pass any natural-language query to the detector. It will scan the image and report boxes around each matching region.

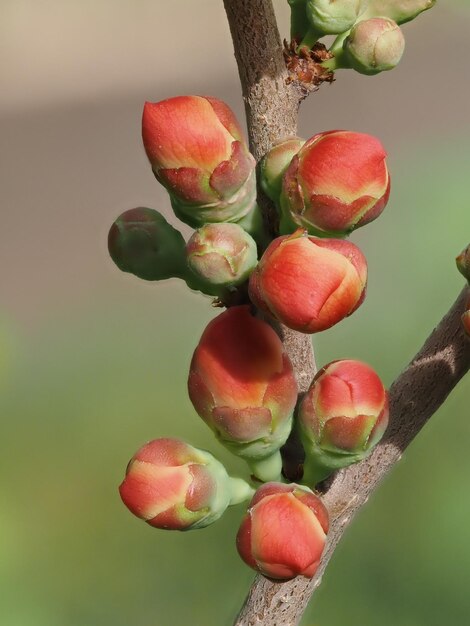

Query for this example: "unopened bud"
[249,231,368,333]
[186,223,257,295]
[299,359,389,484]
[306,0,368,34]
[119,438,253,530]
[108,207,186,281]
[344,18,405,75]
[456,245,470,282]
[280,130,390,236]
[142,96,256,229]
[237,482,329,580]
[188,306,298,481]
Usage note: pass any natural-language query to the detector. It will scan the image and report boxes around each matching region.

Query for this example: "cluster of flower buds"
[299,360,389,483]
[112,91,394,581]
[288,0,435,76]
[456,245,470,337]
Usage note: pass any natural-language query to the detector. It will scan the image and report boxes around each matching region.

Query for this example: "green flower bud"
[306,0,368,34]
[364,0,436,25]
[186,224,258,295]
[108,207,187,281]
[344,18,405,75]
[260,137,305,205]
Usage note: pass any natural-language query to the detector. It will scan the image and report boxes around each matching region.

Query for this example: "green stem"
[301,454,334,488]
[322,31,351,71]
[288,0,309,42]
[228,477,255,506]
[247,451,282,483]
[299,26,323,50]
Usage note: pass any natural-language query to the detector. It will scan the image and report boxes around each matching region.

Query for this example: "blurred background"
[1,1,470,624]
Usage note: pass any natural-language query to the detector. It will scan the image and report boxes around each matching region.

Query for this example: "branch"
[222,2,470,625]
[235,286,470,625]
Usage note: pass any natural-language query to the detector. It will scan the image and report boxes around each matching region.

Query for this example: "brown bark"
[223,1,470,625]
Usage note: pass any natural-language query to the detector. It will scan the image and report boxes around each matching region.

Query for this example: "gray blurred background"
[1,1,470,625]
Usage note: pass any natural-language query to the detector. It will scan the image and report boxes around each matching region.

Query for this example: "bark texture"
[223,1,470,625]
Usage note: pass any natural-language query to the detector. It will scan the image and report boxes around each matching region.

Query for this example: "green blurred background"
[1,1,470,624]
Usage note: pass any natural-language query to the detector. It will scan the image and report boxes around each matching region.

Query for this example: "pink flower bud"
[280,130,390,236]
[142,96,256,227]
[249,231,367,333]
[188,306,298,481]
[186,223,258,294]
[260,137,305,203]
[299,360,389,483]
[344,18,405,76]
[456,245,470,283]
[119,438,252,530]
[236,482,329,580]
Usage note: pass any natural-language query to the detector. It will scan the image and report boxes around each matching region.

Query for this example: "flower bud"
[260,137,305,204]
[280,130,390,236]
[108,207,187,281]
[299,360,389,484]
[249,231,367,334]
[186,224,258,295]
[364,0,435,25]
[236,482,329,580]
[306,0,368,34]
[119,438,253,530]
[188,306,298,481]
[344,18,405,76]
[456,245,470,283]
[142,96,256,228]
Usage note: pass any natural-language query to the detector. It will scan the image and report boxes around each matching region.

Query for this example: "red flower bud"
[456,245,470,283]
[188,306,298,481]
[186,223,258,294]
[249,231,367,333]
[236,482,329,580]
[142,96,256,228]
[119,438,252,530]
[299,360,389,484]
[280,131,390,236]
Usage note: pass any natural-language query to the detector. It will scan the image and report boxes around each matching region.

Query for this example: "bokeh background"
[1,1,470,625]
